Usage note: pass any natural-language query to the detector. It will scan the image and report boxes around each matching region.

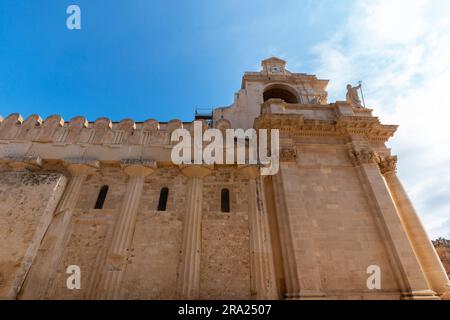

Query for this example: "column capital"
[378,155,398,175]
[121,159,156,177]
[238,165,260,179]
[179,164,212,178]
[64,158,100,176]
[0,155,43,171]
[348,147,380,166]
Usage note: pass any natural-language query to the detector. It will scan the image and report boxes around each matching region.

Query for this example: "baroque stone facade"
[0,57,449,300]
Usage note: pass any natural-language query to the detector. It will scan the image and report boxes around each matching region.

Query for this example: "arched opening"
[95,185,109,209]
[221,188,230,213]
[263,86,299,104]
[157,187,169,211]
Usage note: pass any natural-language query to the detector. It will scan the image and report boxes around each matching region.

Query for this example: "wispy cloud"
[311,0,450,238]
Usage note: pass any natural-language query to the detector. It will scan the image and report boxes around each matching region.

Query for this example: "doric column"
[271,170,301,299]
[98,160,156,300]
[379,156,450,299]
[349,148,437,300]
[176,165,211,299]
[239,165,278,300]
[20,158,99,299]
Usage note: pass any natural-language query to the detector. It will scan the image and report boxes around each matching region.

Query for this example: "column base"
[401,290,440,300]
[439,291,450,300]
[285,291,326,300]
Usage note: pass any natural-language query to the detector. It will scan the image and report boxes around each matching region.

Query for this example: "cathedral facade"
[0,58,449,300]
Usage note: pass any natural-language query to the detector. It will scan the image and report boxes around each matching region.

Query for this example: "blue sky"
[0,0,347,121]
[1,0,449,238]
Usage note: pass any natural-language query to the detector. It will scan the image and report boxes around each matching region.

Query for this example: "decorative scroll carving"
[378,155,398,175]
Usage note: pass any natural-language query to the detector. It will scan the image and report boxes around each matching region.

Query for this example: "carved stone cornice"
[255,114,397,141]
[255,114,337,137]
[348,148,380,166]
[336,116,398,141]
[378,155,398,175]
[254,114,305,132]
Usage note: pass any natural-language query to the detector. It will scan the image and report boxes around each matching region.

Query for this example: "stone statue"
[346,84,363,108]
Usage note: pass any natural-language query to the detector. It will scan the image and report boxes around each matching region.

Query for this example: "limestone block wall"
[36,167,128,299]
[12,165,254,300]
[279,144,402,299]
[0,171,67,298]
[200,168,251,299]
[121,168,187,299]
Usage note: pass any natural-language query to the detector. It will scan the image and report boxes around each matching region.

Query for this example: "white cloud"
[312,0,450,238]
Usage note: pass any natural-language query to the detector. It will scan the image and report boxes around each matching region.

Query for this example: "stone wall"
[120,168,187,299]
[278,145,402,299]
[13,166,253,300]
[433,239,450,278]
[200,168,251,299]
[0,171,67,298]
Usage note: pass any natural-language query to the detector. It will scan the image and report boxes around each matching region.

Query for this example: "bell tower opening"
[263,85,299,104]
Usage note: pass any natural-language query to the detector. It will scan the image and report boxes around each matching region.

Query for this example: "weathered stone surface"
[0,172,66,298]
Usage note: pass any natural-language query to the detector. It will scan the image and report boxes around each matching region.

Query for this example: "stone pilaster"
[239,165,278,300]
[379,156,450,300]
[176,165,211,299]
[271,171,301,299]
[19,158,99,299]
[97,160,156,300]
[349,148,438,300]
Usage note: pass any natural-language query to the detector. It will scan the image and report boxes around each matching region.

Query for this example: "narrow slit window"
[221,188,230,213]
[157,187,169,211]
[95,185,109,209]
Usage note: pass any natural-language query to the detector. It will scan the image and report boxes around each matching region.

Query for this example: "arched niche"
[263,84,299,104]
